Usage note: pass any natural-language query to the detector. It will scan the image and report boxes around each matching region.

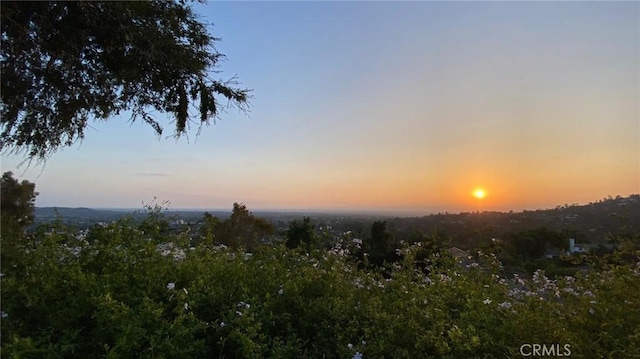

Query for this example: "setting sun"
[473,188,486,199]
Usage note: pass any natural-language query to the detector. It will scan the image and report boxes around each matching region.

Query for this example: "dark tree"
[509,227,565,261]
[196,212,220,245]
[1,1,250,160]
[1,171,38,235]
[285,216,316,250]
[215,203,274,251]
[363,220,397,267]
[1,172,38,273]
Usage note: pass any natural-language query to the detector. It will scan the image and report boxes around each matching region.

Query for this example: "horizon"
[35,192,640,218]
[2,2,639,213]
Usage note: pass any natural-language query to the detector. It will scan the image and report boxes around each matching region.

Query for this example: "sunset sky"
[2,1,639,214]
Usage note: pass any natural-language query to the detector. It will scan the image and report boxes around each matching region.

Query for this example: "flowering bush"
[2,216,639,358]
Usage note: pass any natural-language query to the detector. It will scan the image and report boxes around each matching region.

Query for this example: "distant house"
[568,238,586,254]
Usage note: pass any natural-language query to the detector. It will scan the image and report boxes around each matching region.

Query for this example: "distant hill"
[34,207,137,223]
[387,194,640,247]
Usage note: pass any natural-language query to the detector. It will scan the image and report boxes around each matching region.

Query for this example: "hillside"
[387,194,640,248]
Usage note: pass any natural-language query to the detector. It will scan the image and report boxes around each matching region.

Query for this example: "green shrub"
[2,216,639,358]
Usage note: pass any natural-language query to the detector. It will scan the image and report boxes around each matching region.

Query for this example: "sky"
[2,1,639,215]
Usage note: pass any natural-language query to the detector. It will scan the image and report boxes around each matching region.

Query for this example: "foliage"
[1,171,38,232]
[407,230,454,275]
[197,212,220,245]
[1,171,39,273]
[361,220,399,268]
[3,209,639,358]
[285,216,316,251]
[1,1,250,160]
[508,227,566,261]
[200,203,275,251]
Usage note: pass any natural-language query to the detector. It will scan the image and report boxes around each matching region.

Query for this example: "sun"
[473,188,486,199]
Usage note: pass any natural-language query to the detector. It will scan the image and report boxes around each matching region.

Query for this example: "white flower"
[563,287,578,296]
[183,288,189,295]
[498,301,512,309]
[237,301,250,309]
[1,311,8,318]
[353,278,364,289]
[353,352,363,359]
[278,288,284,295]
[483,298,492,305]
[236,311,243,316]
[184,303,189,311]
[220,322,226,328]
[167,282,175,290]
[348,343,353,350]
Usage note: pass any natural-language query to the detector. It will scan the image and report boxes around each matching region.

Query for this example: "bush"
[2,216,640,358]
